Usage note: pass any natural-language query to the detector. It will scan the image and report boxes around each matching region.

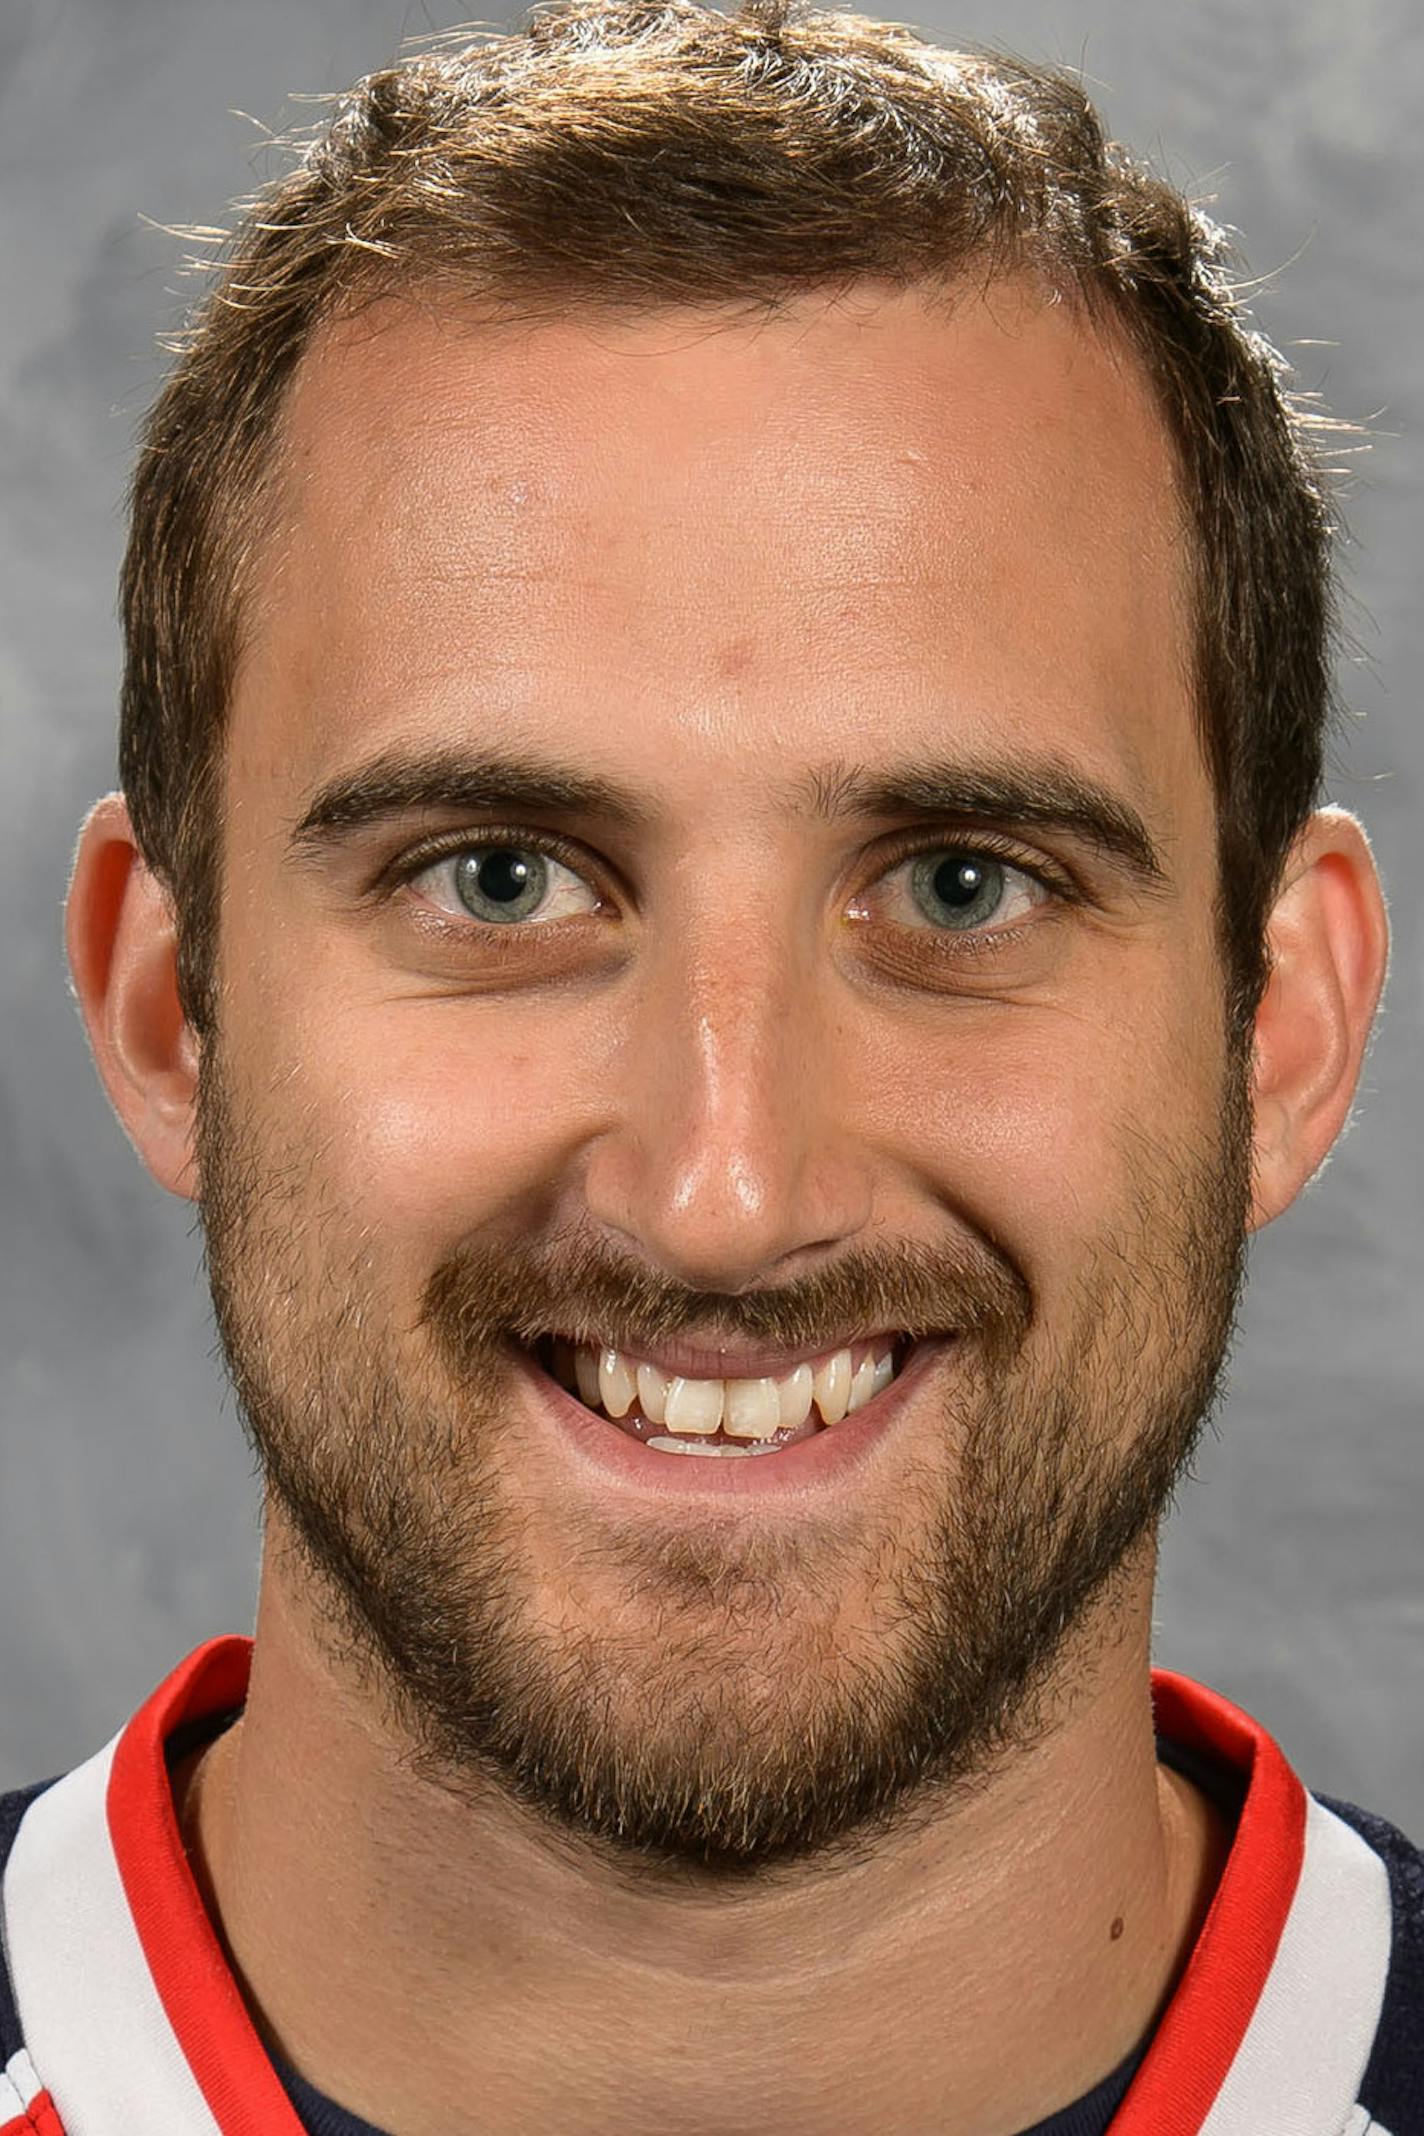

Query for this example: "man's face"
[200,280,1250,1871]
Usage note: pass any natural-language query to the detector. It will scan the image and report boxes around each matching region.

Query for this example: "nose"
[580,901,874,1293]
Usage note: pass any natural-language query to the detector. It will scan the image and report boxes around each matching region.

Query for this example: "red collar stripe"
[4,1725,224,2135]
[1193,1792,1392,2131]
[2,1639,304,2136]
[106,1639,308,2136]
[1111,1673,1390,2134]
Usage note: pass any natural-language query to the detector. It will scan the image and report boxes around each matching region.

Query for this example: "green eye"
[407,841,602,926]
[452,847,549,923]
[905,850,1043,933]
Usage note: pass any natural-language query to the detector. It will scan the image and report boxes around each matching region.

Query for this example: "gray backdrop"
[2,0,1420,1825]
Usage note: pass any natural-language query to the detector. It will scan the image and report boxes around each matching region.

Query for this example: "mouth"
[526,1331,920,1461]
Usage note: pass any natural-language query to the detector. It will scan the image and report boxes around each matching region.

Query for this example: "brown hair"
[119,0,1342,1042]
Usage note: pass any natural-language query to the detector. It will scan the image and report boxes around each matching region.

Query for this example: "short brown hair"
[119,0,1342,1041]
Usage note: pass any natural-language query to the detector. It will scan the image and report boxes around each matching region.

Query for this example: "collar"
[0,1638,1393,2136]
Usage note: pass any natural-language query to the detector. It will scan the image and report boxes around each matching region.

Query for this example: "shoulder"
[1322,1794,1424,2132]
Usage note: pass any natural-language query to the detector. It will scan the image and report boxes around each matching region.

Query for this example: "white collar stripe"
[1196,1794,1393,2136]
[1,1734,224,2136]
[1,1640,306,2136]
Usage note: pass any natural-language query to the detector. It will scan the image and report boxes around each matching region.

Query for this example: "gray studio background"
[1,0,1420,1821]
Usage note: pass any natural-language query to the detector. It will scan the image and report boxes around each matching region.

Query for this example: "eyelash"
[383,826,1077,935]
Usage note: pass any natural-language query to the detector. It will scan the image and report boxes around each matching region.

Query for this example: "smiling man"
[1,3,1415,2133]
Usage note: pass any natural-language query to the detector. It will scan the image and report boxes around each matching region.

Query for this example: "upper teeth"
[564,1340,898,1436]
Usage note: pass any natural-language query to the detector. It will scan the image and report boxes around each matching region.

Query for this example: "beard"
[196,1041,1253,1881]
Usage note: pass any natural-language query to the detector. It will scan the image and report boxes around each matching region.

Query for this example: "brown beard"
[196,1044,1253,1881]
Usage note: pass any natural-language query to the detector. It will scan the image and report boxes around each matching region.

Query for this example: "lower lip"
[506,1337,954,1501]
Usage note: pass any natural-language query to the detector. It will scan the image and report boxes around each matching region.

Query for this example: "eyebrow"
[287,742,1169,890]
[794,756,1168,887]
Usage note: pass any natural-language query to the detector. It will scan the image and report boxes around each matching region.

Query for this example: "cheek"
[226,950,587,1269]
[907,1040,1125,1250]
[305,1005,582,1242]
[891,974,1227,1282]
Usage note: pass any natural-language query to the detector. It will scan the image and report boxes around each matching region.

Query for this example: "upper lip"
[534,1329,914,1381]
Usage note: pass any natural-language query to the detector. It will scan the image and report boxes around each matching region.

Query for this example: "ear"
[1248,807,1390,1232]
[65,792,201,1201]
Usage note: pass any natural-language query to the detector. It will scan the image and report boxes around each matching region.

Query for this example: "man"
[0,0,1412,2129]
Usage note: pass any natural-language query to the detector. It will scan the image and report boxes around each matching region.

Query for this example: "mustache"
[421,1224,1031,1375]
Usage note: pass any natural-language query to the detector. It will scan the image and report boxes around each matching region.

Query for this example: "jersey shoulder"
[1322,1793,1424,2133]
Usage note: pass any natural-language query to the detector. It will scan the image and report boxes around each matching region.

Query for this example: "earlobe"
[1247,808,1390,1232]
[65,793,202,1201]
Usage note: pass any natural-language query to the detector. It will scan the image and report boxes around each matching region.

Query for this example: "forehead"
[232,279,1201,833]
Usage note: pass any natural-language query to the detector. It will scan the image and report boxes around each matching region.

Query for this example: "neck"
[179,1525,1227,2136]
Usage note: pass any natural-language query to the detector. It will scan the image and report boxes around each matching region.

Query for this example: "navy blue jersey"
[0,1637,1418,2135]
